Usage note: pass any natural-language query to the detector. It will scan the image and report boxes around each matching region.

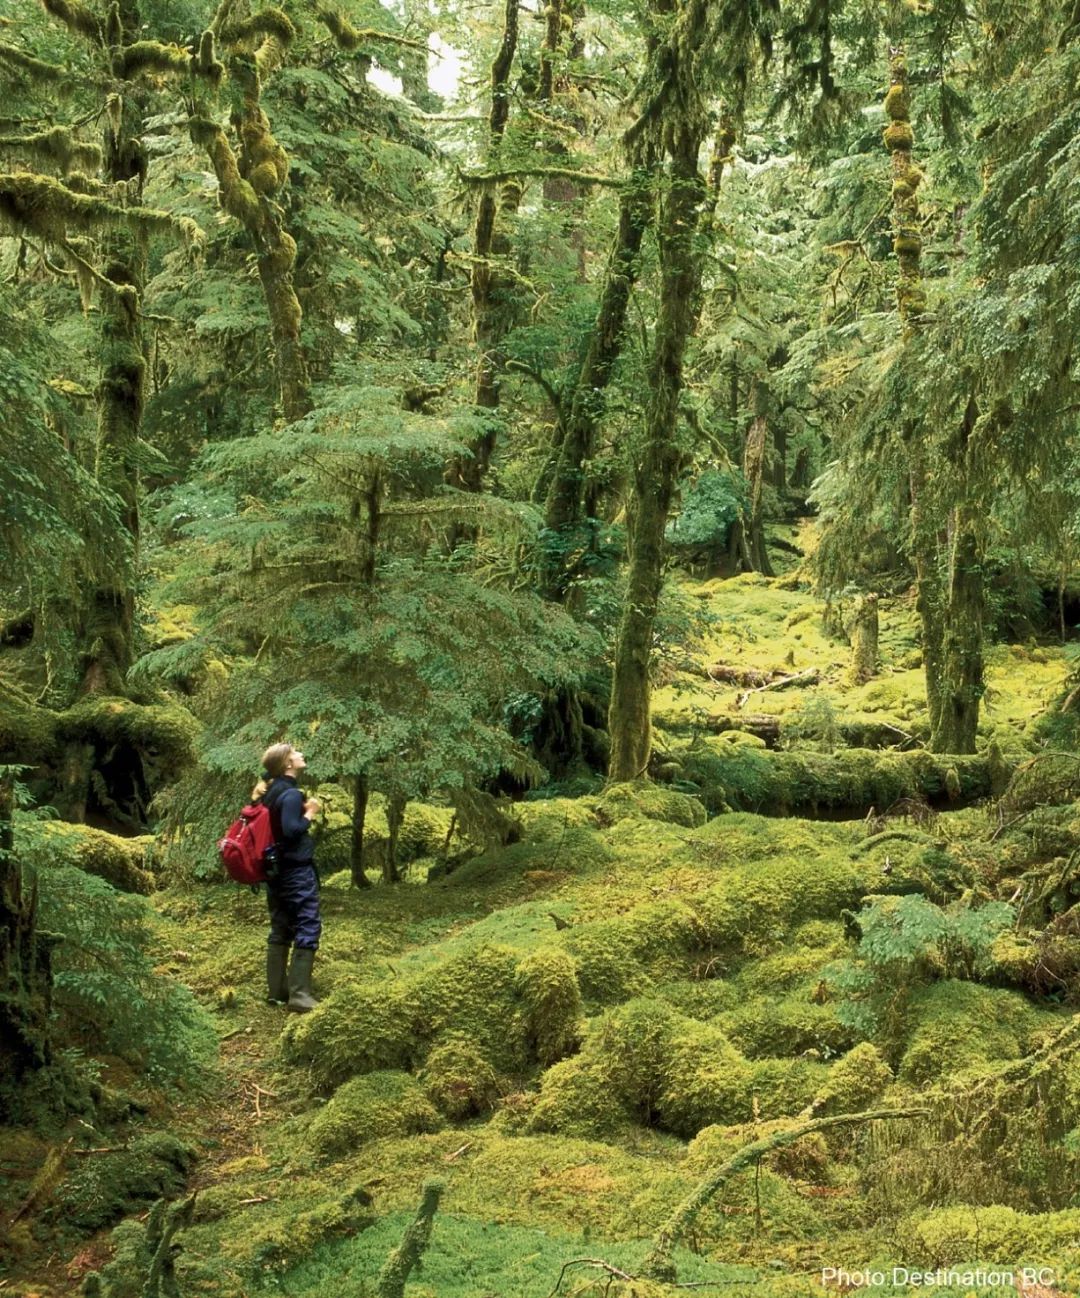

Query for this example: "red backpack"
[218,801,274,885]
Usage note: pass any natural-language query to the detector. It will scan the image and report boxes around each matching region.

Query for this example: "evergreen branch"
[0,41,65,80]
[318,10,428,53]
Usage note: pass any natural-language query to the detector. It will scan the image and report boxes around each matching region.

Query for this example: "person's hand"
[304,797,322,818]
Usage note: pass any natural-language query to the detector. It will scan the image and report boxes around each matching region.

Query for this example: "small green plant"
[830,894,1015,1040]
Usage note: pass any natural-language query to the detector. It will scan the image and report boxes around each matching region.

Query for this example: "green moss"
[0,685,58,759]
[421,1036,501,1119]
[54,1132,195,1232]
[515,947,584,1065]
[526,1055,633,1139]
[307,1071,442,1157]
[723,995,856,1059]
[811,1042,893,1114]
[37,821,156,893]
[899,980,1044,1083]
[282,977,422,1090]
[896,1203,1080,1266]
[682,748,991,815]
[595,780,707,829]
[57,695,198,767]
[245,1185,377,1271]
[884,120,915,151]
[416,944,528,1074]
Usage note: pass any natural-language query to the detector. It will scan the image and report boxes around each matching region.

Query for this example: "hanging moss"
[39,0,105,43]
[0,126,101,174]
[114,41,190,79]
[893,232,922,257]
[0,172,200,246]
[307,1071,442,1158]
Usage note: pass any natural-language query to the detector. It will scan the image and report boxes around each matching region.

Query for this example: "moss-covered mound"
[307,1071,442,1157]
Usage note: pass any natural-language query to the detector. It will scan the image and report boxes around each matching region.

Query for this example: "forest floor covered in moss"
[5,576,1080,1298]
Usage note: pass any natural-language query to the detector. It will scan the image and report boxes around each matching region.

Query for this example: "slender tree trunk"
[742,405,773,576]
[933,511,985,752]
[350,773,371,889]
[849,593,879,685]
[608,124,707,781]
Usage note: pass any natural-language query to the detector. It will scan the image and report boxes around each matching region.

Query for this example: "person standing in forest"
[253,743,322,1013]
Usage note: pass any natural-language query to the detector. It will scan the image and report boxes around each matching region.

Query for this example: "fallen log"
[737,667,820,707]
[706,664,783,688]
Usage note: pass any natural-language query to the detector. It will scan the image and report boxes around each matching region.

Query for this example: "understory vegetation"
[5,0,1080,1294]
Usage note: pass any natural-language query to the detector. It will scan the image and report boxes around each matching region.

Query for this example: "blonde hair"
[251,742,294,800]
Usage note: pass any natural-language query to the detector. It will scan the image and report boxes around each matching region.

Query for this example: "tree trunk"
[849,592,879,685]
[932,518,985,752]
[384,793,406,885]
[446,0,519,495]
[541,166,654,597]
[350,773,372,889]
[608,124,707,781]
[742,408,774,576]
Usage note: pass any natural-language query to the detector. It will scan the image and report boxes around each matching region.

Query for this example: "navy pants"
[266,864,321,950]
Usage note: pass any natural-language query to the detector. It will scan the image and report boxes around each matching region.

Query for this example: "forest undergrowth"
[5,576,1080,1298]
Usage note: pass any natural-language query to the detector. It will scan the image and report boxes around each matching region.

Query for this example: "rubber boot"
[266,943,289,1005]
[287,947,319,1013]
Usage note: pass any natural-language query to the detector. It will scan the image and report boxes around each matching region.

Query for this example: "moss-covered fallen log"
[36,822,156,893]
[678,746,999,815]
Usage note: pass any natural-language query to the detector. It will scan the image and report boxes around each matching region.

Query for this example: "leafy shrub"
[31,864,215,1085]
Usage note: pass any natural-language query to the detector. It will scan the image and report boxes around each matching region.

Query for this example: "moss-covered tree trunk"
[541,166,654,597]
[743,398,774,577]
[884,47,984,754]
[190,19,311,423]
[446,0,519,495]
[849,592,879,685]
[608,124,707,781]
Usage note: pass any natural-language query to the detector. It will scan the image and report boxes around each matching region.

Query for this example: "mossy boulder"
[54,1132,195,1232]
[282,978,422,1090]
[898,981,1044,1083]
[529,997,825,1141]
[526,1055,633,1139]
[811,1043,893,1114]
[594,780,707,829]
[515,947,584,1065]
[307,1071,442,1157]
[421,1036,501,1119]
[38,820,156,893]
[723,995,856,1059]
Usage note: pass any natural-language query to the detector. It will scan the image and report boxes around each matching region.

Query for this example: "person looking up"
[252,743,322,1013]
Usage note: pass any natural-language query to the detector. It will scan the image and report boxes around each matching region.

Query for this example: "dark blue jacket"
[261,775,315,866]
